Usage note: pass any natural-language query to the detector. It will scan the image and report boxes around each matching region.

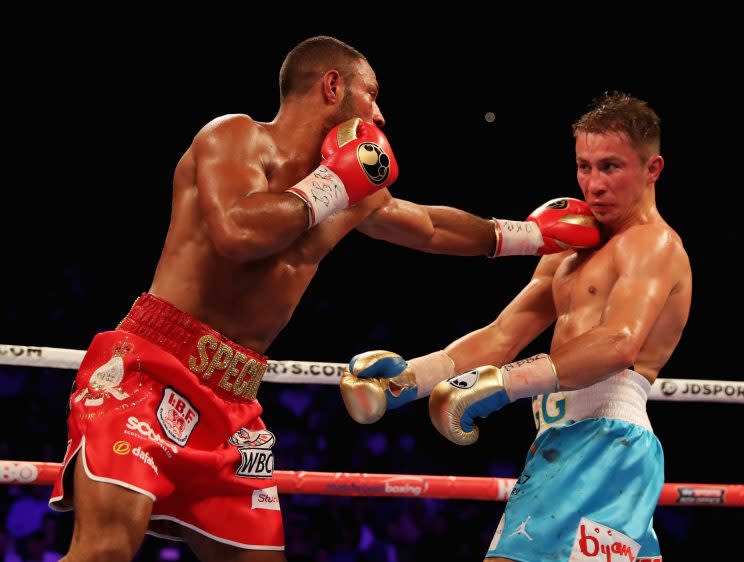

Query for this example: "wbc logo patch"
[230,428,275,479]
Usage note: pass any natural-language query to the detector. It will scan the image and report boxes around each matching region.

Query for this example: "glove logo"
[545,198,569,210]
[357,143,390,185]
[448,370,479,389]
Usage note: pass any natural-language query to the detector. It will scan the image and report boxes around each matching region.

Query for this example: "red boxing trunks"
[49,293,284,550]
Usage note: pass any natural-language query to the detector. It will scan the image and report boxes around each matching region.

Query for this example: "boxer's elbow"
[210,224,272,262]
[608,327,642,368]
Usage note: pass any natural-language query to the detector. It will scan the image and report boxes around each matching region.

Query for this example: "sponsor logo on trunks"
[229,428,275,449]
[570,518,639,561]
[130,446,159,475]
[510,473,530,497]
[676,486,725,505]
[508,516,534,541]
[125,416,179,457]
[251,486,281,510]
[113,441,131,455]
[74,355,130,407]
[447,370,479,389]
[230,429,276,479]
[237,449,274,479]
[383,477,429,496]
[0,461,39,484]
[532,393,567,431]
[157,388,199,447]
[188,334,268,400]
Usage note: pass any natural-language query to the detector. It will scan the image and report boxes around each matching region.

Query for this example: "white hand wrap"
[502,353,559,400]
[489,219,545,257]
[286,165,348,227]
[408,350,456,399]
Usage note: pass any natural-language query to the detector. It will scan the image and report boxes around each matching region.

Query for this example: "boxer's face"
[336,59,384,128]
[575,131,648,226]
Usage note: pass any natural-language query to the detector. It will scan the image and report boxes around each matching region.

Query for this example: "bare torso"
[551,221,692,383]
[149,116,387,353]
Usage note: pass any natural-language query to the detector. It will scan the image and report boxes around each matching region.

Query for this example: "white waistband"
[533,369,652,437]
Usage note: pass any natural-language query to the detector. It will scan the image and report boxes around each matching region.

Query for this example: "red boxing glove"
[527,197,600,254]
[321,118,398,202]
[490,197,600,257]
[287,118,399,226]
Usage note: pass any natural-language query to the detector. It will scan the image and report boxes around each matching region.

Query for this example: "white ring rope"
[1,343,743,404]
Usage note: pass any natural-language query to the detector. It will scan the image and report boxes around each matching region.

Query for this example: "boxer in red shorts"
[51,293,283,550]
[49,35,599,561]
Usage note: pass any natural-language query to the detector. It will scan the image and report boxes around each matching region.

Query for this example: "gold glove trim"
[558,214,598,227]
[336,118,362,148]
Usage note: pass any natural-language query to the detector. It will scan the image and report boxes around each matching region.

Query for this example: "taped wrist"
[408,350,456,399]
[286,166,348,227]
[501,353,559,400]
[488,219,544,257]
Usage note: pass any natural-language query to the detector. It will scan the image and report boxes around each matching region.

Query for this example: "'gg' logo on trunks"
[188,335,267,400]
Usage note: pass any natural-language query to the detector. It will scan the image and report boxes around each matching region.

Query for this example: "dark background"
[1,22,742,561]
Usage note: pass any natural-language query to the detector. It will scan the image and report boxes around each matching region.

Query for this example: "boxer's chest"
[553,245,618,316]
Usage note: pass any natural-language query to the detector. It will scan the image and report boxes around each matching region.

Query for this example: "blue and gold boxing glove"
[429,354,559,445]
[340,350,455,424]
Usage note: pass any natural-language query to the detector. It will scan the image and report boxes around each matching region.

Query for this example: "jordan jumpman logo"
[509,516,533,541]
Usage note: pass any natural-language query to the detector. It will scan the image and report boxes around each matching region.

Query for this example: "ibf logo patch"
[157,388,199,447]
[230,428,275,479]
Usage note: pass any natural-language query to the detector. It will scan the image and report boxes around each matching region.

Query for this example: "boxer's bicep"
[445,255,562,371]
[601,227,680,345]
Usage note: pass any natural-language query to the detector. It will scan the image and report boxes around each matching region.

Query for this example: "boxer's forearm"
[358,199,495,256]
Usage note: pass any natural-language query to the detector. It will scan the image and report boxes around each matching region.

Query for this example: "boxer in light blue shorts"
[486,370,664,562]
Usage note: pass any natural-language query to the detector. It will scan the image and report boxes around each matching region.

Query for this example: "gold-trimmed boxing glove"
[429,354,559,445]
[340,350,455,424]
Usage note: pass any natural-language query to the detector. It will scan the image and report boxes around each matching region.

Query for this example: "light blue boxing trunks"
[486,369,664,562]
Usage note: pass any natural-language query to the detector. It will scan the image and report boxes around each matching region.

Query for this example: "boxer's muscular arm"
[551,225,687,389]
[194,115,309,262]
[445,253,564,371]
[358,195,599,257]
[357,194,496,256]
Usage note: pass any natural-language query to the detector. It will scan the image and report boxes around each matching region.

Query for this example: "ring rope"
[0,460,741,507]
[2,343,743,404]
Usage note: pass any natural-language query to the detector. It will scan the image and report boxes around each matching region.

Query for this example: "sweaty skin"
[150,114,391,352]
[445,131,692,388]
[66,55,498,562]
[149,58,495,354]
